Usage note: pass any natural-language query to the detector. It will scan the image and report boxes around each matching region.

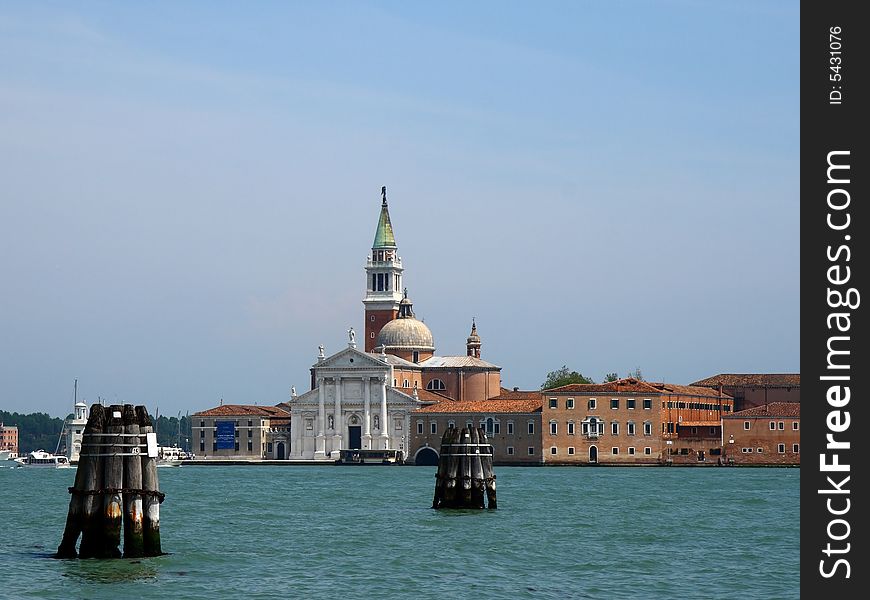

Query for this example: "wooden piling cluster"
[56,403,164,559]
[432,427,497,509]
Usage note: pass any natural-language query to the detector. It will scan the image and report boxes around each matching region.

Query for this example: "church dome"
[376,289,435,352]
[376,317,435,352]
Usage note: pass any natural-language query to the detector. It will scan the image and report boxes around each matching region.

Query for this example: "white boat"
[17,449,73,468]
[1,449,19,467]
[156,445,185,467]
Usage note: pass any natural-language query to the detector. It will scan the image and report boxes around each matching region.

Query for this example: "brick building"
[721,402,800,465]
[408,389,542,465]
[192,404,291,460]
[1,422,19,457]
[541,378,732,465]
[690,373,799,412]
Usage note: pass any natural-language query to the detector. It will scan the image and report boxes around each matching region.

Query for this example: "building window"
[412,351,419,363]
[234,442,240,451]
[643,421,652,436]
[710,427,716,435]
[567,421,575,435]
[486,418,495,435]
[427,379,446,391]
[507,446,514,455]
[611,399,619,409]
[507,421,514,435]
[644,447,652,455]
[549,398,557,409]
[793,444,800,453]
[769,421,776,430]
[200,430,205,439]
[627,422,636,436]
[417,422,424,434]
[403,379,410,388]
[393,379,397,387]
[370,315,375,322]
[528,447,535,455]
[611,422,619,435]
[566,398,575,409]
[627,399,636,410]
[466,422,473,430]
[757,447,764,453]
[528,422,535,435]
[778,421,785,430]
[611,447,619,455]
[549,421,558,435]
[248,440,253,452]
[268,442,273,452]
[430,422,437,434]
[568,447,575,455]
[448,420,455,430]
[371,332,375,339]
[213,441,217,452]
[248,429,253,438]
[643,399,652,409]
[200,441,205,452]
[200,420,205,428]
[778,443,786,453]
[494,422,500,434]
[744,421,751,430]
[550,447,557,455]
[588,398,597,409]
[248,419,253,427]
[628,447,636,455]
[793,422,799,430]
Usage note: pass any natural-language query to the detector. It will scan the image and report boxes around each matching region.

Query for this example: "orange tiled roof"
[691,374,800,387]
[412,389,454,403]
[415,398,542,414]
[650,383,732,399]
[725,402,801,418]
[544,378,661,395]
[495,388,542,400]
[193,404,291,418]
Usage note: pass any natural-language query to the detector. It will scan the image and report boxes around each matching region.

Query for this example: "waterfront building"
[287,188,505,461]
[1,422,18,457]
[540,378,733,465]
[191,404,291,460]
[690,373,800,412]
[408,389,543,465]
[721,402,800,465]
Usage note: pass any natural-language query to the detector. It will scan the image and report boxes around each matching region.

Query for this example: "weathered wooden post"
[100,405,124,558]
[78,406,107,558]
[432,427,496,509]
[137,405,163,556]
[122,405,145,558]
[56,404,105,558]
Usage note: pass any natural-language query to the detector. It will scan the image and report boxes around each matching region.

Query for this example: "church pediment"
[313,346,390,371]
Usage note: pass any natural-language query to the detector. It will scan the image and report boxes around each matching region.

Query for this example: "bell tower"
[363,186,404,351]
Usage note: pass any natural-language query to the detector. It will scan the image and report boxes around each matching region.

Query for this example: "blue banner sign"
[216,421,235,450]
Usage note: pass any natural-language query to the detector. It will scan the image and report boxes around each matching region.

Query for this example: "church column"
[380,376,389,450]
[315,377,326,459]
[364,377,372,449]
[332,376,343,456]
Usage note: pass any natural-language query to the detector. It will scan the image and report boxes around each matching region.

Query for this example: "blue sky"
[0,1,799,418]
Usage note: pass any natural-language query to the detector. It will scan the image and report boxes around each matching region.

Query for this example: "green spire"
[372,186,397,249]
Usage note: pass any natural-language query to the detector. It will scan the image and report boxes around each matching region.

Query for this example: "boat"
[335,449,404,465]
[17,449,73,468]
[156,445,185,467]
[1,449,19,467]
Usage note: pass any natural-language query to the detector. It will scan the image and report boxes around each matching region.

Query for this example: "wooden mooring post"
[55,403,165,559]
[432,427,496,509]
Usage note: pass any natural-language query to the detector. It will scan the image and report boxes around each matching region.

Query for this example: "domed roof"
[376,317,435,351]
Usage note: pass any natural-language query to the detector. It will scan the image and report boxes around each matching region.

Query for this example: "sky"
[0,1,799,419]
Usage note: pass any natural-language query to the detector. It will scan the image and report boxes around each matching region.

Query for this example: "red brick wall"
[364,309,398,351]
[722,416,800,465]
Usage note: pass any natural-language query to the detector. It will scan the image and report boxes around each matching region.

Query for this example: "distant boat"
[1,449,19,466]
[156,445,186,467]
[16,449,73,468]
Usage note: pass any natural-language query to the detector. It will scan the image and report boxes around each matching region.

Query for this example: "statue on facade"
[328,415,334,430]
[291,385,297,397]
[318,344,325,358]
[373,415,380,430]
[348,327,356,345]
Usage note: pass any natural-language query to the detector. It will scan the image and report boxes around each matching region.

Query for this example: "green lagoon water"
[0,465,799,599]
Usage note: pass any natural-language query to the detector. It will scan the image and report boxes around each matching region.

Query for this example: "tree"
[541,366,594,389]
[603,372,619,382]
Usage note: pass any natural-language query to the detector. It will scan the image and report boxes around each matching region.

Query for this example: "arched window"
[403,379,410,388]
[427,379,446,391]
[486,417,495,434]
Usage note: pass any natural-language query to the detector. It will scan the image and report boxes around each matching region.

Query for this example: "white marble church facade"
[288,339,426,460]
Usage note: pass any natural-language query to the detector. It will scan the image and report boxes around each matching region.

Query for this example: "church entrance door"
[348,426,362,450]
[277,442,285,460]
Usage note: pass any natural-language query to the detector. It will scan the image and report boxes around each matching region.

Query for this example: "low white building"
[289,338,427,460]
